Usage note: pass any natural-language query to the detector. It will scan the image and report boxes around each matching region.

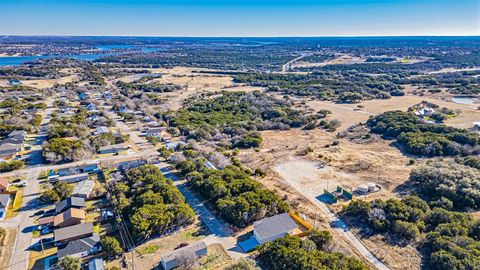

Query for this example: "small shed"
[161,241,208,270]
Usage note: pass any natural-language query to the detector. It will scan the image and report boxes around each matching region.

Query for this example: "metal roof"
[253,213,297,240]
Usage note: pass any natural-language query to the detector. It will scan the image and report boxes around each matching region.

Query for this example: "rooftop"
[57,234,100,258]
[253,213,297,240]
[55,197,86,213]
[0,194,10,208]
[53,208,86,226]
[72,180,95,195]
[161,240,207,264]
[54,222,93,242]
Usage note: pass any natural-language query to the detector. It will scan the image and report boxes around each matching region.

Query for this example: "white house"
[253,213,297,244]
[95,126,109,135]
[161,241,207,270]
[0,194,11,220]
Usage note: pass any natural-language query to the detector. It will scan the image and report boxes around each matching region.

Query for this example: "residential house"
[8,79,22,86]
[79,92,89,100]
[98,143,128,154]
[55,197,86,213]
[117,159,146,170]
[161,241,208,270]
[72,180,95,199]
[0,143,22,160]
[88,258,105,270]
[0,194,11,220]
[86,103,97,111]
[145,127,163,138]
[118,107,134,114]
[0,130,26,160]
[58,162,99,176]
[0,178,9,193]
[53,173,89,184]
[54,222,94,244]
[57,234,101,259]
[95,126,109,135]
[253,213,297,244]
[165,141,186,150]
[53,208,86,228]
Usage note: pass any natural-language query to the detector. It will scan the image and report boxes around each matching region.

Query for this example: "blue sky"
[0,0,479,36]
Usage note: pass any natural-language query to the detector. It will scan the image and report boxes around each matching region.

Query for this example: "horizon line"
[1,34,480,38]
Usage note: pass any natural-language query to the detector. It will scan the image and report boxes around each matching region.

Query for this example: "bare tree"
[176,251,197,270]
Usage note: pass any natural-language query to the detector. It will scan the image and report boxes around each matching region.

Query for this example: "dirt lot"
[106,222,209,270]
[237,128,415,268]
[239,128,411,211]
[0,228,16,268]
[352,230,422,270]
[0,74,78,89]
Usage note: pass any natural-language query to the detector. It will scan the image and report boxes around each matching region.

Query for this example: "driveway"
[155,163,246,260]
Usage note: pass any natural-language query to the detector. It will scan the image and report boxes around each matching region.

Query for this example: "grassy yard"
[29,247,57,270]
[136,244,160,256]
[5,190,23,219]
[85,210,101,223]
[198,244,232,269]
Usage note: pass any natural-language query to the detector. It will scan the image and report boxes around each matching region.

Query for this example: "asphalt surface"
[155,163,246,260]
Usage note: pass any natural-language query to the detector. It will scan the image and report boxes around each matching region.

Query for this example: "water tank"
[367,183,376,192]
[358,184,369,194]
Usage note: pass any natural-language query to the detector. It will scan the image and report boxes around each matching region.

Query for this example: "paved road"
[4,168,41,270]
[155,163,246,260]
[282,53,309,72]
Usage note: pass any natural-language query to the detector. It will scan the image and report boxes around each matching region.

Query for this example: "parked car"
[174,242,189,250]
[34,210,45,216]
[41,226,53,235]
[15,181,26,187]
[12,179,22,184]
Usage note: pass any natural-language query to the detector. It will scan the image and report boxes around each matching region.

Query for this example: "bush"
[0,160,24,172]
[257,235,367,270]
[100,236,123,257]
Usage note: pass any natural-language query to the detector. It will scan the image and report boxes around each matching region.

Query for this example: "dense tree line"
[176,159,288,228]
[367,111,480,156]
[161,91,316,148]
[342,196,480,270]
[398,70,480,95]
[0,98,45,135]
[257,233,367,270]
[116,81,182,95]
[97,47,294,71]
[0,160,25,172]
[410,162,480,210]
[233,71,404,103]
[111,165,195,240]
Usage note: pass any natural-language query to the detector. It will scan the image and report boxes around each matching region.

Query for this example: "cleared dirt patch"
[0,228,16,269]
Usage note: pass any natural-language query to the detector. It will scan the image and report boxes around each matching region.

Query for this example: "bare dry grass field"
[237,127,418,269]
[112,222,209,270]
[300,94,480,130]
[0,74,78,89]
[0,228,16,268]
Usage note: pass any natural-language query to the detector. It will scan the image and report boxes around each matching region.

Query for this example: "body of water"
[452,97,478,105]
[0,45,158,66]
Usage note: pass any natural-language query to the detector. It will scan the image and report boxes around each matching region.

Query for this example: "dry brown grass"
[298,94,480,131]
[237,128,415,268]
[0,228,16,269]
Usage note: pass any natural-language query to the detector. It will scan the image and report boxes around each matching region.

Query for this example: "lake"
[0,45,159,66]
[452,97,478,105]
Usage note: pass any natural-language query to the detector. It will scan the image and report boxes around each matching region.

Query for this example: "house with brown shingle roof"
[53,208,85,228]
[0,178,9,193]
